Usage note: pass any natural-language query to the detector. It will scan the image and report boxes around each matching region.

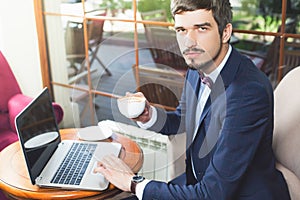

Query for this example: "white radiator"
[100,120,186,182]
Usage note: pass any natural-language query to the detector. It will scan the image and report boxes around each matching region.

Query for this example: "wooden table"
[0,128,143,199]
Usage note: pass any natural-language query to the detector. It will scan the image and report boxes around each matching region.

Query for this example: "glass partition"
[36,0,300,128]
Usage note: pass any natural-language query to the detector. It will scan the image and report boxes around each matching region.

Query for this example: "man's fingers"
[94,161,114,177]
[101,155,133,173]
[93,155,134,192]
[105,155,133,172]
[98,155,133,174]
[94,163,105,173]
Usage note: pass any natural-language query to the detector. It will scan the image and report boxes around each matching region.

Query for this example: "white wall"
[0,0,42,97]
[0,0,82,127]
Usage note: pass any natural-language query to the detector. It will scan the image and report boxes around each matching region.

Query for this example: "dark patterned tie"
[198,71,213,89]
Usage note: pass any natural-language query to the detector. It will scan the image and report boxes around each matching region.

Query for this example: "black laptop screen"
[15,88,61,184]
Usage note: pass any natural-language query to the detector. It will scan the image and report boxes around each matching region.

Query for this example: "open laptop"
[15,87,121,191]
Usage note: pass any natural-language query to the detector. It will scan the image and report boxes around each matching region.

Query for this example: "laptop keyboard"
[51,143,97,185]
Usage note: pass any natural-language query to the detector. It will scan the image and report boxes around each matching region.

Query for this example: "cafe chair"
[133,65,185,110]
[273,66,300,199]
[0,51,64,152]
[140,10,188,72]
[238,19,297,87]
[65,9,111,84]
[274,41,300,82]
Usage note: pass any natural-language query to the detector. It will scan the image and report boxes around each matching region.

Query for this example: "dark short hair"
[171,0,232,35]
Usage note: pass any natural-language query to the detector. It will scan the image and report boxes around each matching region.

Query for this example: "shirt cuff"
[137,106,157,129]
[135,179,151,200]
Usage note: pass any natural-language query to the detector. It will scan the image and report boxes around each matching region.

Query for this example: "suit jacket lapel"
[186,70,202,146]
[192,48,242,142]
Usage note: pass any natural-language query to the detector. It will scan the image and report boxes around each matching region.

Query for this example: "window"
[34,0,300,128]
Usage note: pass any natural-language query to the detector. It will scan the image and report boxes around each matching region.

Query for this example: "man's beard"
[187,42,222,72]
[188,58,215,71]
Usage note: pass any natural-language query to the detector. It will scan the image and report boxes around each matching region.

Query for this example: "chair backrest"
[65,21,86,62]
[65,9,106,62]
[133,65,185,110]
[140,9,168,50]
[0,51,22,115]
[0,51,64,134]
[87,9,107,47]
[259,19,297,85]
[280,41,300,76]
[140,10,188,71]
[273,66,300,199]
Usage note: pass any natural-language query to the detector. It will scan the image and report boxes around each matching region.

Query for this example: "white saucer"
[77,125,112,141]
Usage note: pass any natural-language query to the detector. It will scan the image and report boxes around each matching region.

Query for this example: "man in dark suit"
[94,0,291,199]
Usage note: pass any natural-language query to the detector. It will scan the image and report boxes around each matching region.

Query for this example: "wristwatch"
[130,175,145,194]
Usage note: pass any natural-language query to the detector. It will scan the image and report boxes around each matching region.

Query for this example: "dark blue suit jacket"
[143,48,290,199]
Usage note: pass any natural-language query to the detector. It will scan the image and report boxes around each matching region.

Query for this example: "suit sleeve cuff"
[136,106,157,129]
[136,179,151,200]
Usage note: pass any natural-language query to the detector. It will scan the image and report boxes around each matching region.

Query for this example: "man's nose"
[184,31,197,48]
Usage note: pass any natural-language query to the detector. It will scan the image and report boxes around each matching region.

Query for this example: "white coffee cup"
[117,96,146,118]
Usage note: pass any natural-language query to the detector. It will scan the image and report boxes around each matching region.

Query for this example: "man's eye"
[176,29,186,35]
[176,28,186,33]
[198,27,207,31]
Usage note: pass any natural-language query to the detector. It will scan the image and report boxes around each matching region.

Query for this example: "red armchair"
[0,51,64,152]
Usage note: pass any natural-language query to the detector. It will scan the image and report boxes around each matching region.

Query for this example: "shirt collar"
[204,45,232,83]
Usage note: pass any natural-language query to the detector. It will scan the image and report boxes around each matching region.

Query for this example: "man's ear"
[222,23,232,43]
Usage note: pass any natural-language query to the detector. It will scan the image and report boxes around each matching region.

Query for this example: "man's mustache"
[183,48,205,55]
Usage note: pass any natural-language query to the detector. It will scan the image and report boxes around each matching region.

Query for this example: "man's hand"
[125,92,152,123]
[94,155,135,192]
